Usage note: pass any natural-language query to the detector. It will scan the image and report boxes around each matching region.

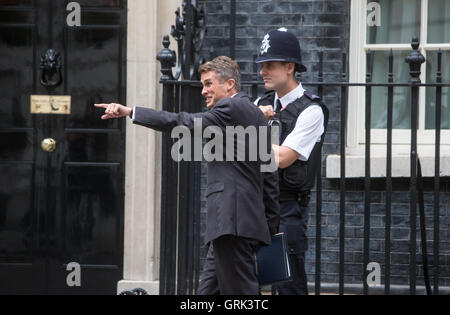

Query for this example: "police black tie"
[276,99,282,114]
[274,99,283,144]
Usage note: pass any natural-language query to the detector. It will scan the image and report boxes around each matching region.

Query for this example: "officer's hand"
[259,105,275,121]
[95,103,132,120]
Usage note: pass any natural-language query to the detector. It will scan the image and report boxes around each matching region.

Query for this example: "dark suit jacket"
[132,92,280,245]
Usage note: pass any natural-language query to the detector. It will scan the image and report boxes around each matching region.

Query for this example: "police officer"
[255,28,329,295]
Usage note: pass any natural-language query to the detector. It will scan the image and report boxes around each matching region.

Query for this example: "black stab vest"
[258,90,329,199]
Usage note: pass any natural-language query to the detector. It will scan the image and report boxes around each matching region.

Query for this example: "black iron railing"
[157,0,205,295]
[156,0,448,296]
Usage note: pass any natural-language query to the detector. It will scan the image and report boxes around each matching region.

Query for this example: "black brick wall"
[196,0,450,291]
[200,0,349,83]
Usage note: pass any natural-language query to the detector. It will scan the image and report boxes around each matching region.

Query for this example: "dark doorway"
[0,0,127,294]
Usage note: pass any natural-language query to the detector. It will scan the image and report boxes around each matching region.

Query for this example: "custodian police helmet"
[255,28,307,73]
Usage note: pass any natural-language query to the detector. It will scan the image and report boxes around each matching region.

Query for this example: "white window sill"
[326,154,450,178]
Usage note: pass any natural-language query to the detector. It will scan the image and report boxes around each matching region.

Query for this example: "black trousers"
[197,235,260,295]
[275,200,309,295]
[276,253,308,295]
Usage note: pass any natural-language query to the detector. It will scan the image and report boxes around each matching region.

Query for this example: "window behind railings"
[366,0,450,131]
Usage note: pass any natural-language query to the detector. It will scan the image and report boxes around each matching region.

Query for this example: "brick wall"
[200,0,349,82]
[196,0,450,291]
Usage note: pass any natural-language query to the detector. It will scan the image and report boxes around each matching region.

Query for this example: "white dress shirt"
[256,83,325,162]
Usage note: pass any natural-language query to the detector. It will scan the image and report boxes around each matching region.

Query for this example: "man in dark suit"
[95,56,280,295]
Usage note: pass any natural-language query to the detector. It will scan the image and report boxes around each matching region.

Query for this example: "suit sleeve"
[132,101,233,132]
[262,123,280,236]
[263,169,280,236]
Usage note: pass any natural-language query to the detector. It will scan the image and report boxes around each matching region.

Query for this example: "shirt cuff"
[131,106,136,121]
[282,141,308,162]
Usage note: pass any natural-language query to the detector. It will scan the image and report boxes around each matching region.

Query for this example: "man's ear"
[226,78,236,93]
[287,63,296,76]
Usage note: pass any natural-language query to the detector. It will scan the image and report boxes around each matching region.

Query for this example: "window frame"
[348,0,450,156]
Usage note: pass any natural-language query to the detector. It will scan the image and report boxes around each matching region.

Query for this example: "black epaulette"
[304,90,321,102]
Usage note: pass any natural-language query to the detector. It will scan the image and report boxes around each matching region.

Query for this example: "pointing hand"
[94,103,132,120]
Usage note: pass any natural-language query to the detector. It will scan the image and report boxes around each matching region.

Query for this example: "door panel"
[0,130,34,161]
[64,132,123,162]
[65,27,123,129]
[63,164,121,265]
[0,0,126,294]
[0,28,35,128]
[0,164,34,258]
[0,0,44,295]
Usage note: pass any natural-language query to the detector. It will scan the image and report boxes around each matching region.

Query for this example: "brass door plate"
[31,95,71,115]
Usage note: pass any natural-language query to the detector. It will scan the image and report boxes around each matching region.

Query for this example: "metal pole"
[433,50,442,295]
[405,37,425,296]
[385,49,394,295]
[363,50,373,296]
[230,0,236,59]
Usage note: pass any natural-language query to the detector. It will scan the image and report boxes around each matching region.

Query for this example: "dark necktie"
[276,99,283,114]
[272,99,283,143]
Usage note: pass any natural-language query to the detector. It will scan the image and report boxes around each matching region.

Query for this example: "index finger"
[94,104,109,108]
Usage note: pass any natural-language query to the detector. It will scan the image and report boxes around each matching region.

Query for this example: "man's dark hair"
[199,56,241,92]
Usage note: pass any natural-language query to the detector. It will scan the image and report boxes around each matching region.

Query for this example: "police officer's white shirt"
[255,83,325,162]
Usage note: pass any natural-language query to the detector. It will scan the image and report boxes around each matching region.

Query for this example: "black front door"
[0,0,126,294]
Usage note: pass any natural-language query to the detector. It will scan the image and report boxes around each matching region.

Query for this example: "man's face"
[259,61,294,91]
[201,71,231,109]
